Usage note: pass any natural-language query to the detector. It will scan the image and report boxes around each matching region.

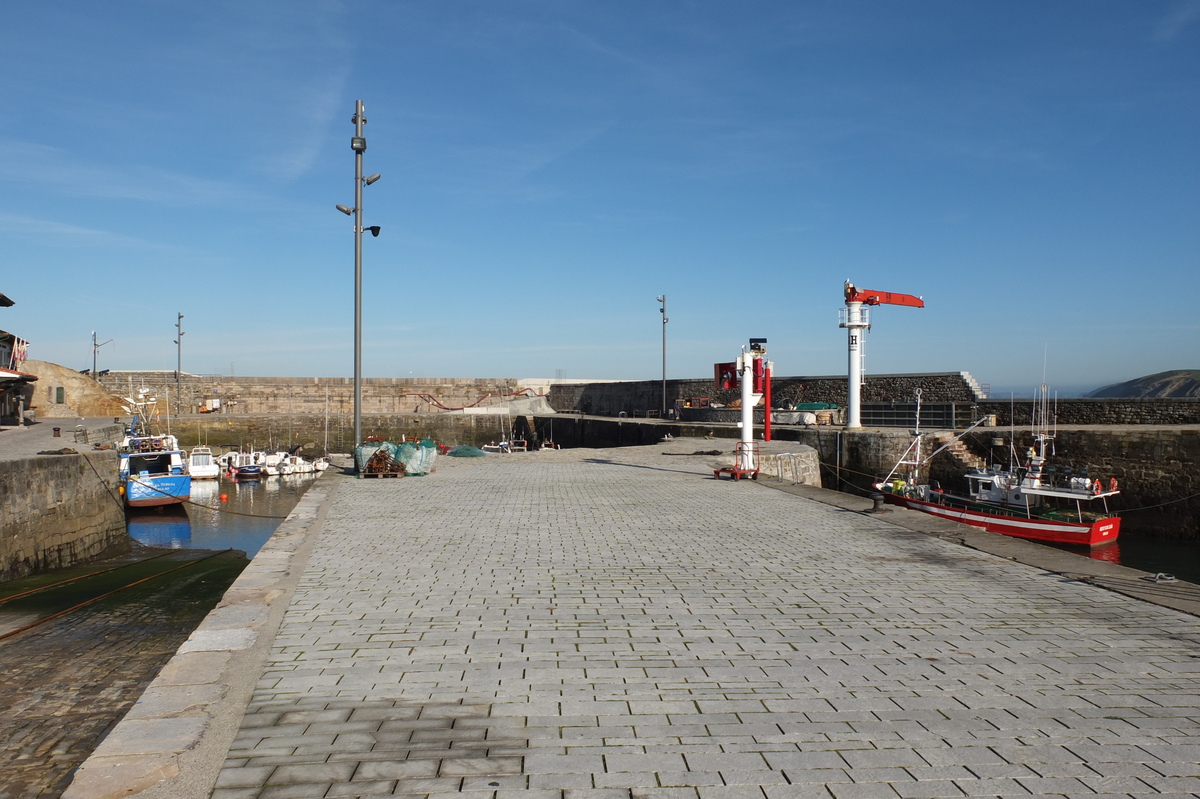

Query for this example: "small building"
[1,292,37,425]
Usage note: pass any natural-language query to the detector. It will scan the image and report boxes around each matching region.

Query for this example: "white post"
[846,300,866,428]
[738,352,759,471]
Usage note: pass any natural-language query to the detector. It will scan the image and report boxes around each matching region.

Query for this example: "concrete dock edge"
[61,471,341,799]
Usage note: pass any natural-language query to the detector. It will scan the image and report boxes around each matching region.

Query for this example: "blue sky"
[2,1,1197,396]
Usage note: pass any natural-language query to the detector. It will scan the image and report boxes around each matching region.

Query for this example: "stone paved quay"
[65,440,1200,799]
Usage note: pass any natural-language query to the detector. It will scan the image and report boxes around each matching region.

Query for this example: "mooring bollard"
[869,493,886,513]
[53,427,61,437]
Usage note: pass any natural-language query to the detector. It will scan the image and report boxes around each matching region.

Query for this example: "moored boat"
[261,451,288,476]
[188,446,220,479]
[230,451,263,480]
[119,424,191,508]
[873,386,1121,548]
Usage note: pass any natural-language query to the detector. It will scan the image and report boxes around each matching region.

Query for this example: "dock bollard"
[53,427,61,437]
[868,493,886,513]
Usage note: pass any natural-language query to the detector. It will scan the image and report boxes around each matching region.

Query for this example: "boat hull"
[881,492,1120,548]
[125,475,192,508]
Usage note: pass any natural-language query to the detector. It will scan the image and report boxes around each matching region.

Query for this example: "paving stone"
[63,443,1200,799]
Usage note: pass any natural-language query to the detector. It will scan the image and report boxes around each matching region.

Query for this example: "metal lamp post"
[91,332,113,378]
[174,313,184,414]
[657,294,667,418]
[336,99,381,455]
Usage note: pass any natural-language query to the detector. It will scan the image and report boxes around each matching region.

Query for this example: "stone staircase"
[931,432,987,470]
[960,371,988,400]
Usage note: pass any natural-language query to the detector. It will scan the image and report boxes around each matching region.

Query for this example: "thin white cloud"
[1154,0,1200,42]
[0,211,186,251]
[261,63,353,179]
[0,139,266,207]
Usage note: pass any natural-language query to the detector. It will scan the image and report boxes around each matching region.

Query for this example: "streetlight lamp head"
[336,204,354,215]
[366,225,381,237]
[363,173,381,185]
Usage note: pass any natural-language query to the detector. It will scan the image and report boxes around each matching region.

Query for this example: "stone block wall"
[979,398,1200,426]
[165,412,531,454]
[95,372,522,416]
[549,373,981,417]
[0,452,128,581]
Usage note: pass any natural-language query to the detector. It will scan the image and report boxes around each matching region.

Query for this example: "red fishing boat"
[874,386,1120,548]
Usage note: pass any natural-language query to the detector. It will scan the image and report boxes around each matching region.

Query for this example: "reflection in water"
[126,506,192,549]
[1050,532,1198,584]
[127,474,319,556]
[1090,535,1200,584]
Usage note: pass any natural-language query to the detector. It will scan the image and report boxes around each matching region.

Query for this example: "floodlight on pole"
[173,313,185,412]
[336,99,382,458]
[91,331,114,378]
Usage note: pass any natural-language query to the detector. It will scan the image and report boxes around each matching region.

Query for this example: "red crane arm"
[844,282,924,308]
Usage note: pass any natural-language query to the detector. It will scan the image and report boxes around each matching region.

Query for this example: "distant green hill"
[1088,370,1200,398]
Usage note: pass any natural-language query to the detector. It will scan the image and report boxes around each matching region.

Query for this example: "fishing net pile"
[446,445,487,457]
[354,439,438,476]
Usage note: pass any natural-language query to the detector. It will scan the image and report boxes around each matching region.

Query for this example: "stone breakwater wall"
[166,413,529,453]
[548,374,1200,426]
[980,398,1200,426]
[0,452,128,581]
[548,373,982,417]
[95,372,521,416]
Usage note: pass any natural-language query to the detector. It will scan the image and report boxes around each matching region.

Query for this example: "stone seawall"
[980,398,1200,426]
[547,372,982,417]
[95,372,523,416]
[549,375,1200,426]
[0,452,128,581]
[167,412,530,453]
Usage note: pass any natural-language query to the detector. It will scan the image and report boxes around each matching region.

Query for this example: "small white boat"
[187,446,220,480]
[260,451,288,476]
[285,454,316,474]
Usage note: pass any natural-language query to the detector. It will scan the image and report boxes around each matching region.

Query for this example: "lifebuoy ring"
[152,439,163,451]
[138,440,150,451]
[1109,477,1118,492]
[1093,479,1102,496]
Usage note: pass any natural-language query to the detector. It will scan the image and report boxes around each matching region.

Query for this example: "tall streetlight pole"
[657,295,668,418]
[91,331,113,378]
[175,311,183,388]
[336,99,381,456]
[174,313,185,413]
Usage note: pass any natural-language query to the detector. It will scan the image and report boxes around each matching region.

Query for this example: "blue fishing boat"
[118,418,191,508]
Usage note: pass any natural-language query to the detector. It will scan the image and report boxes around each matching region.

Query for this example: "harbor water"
[126,473,322,555]
[1082,528,1200,585]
